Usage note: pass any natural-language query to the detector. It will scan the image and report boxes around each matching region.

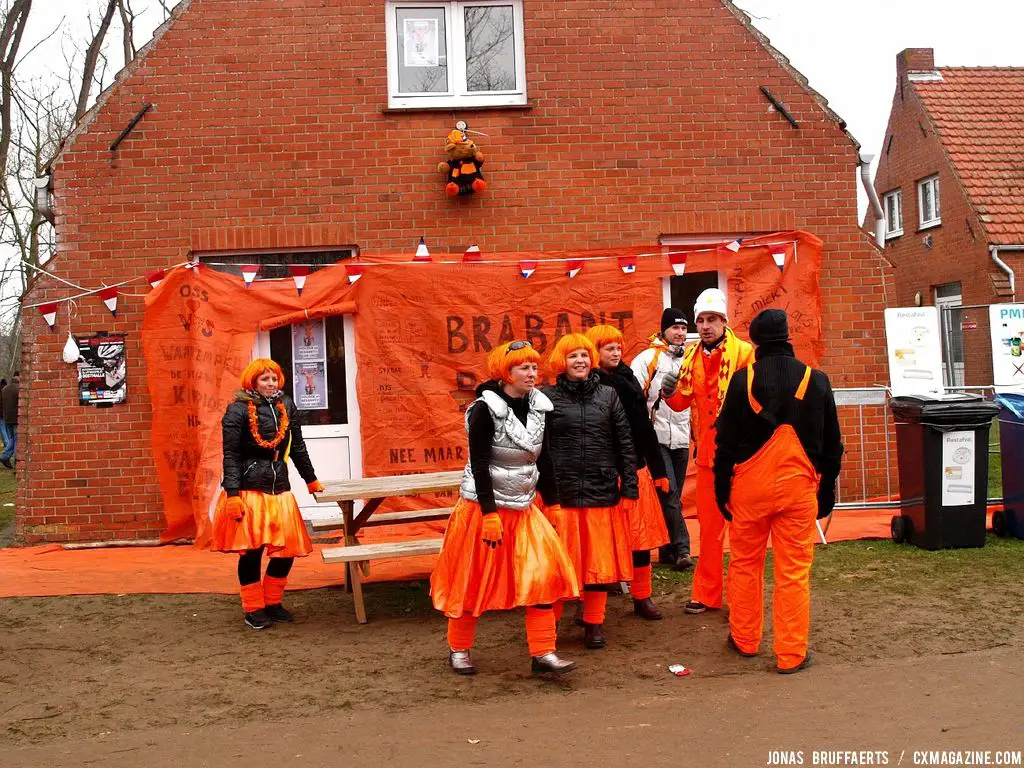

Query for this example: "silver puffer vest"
[459,387,553,510]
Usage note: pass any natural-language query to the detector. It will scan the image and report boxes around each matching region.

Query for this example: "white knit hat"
[694,288,728,322]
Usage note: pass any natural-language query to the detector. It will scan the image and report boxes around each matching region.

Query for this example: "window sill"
[383,102,533,114]
[918,220,942,232]
[885,230,903,240]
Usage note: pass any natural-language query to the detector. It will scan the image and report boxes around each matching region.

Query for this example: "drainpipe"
[990,245,1022,302]
[858,153,885,249]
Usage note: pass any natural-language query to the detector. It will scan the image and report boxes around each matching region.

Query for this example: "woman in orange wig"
[431,341,579,676]
[205,358,324,630]
[542,333,638,649]
[585,325,671,620]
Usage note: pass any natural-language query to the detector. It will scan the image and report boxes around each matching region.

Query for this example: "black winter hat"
[660,307,688,334]
[749,308,790,345]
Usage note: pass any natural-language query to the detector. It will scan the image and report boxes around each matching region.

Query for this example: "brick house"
[18,0,893,543]
[870,48,1024,387]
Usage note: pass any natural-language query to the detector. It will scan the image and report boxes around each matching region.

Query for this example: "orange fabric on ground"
[447,614,478,651]
[550,506,633,588]
[203,490,313,558]
[727,424,819,670]
[581,590,608,624]
[430,499,579,619]
[239,582,264,613]
[263,575,287,606]
[630,468,670,551]
[525,606,557,656]
[632,564,653,600]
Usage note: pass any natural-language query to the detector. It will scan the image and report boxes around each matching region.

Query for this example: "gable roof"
[914,67,1024,243]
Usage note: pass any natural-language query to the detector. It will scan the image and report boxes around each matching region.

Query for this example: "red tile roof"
[914,67,1024,243]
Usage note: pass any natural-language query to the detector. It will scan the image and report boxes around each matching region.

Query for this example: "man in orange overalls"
[661,288,754,614]
[713,309,843,673]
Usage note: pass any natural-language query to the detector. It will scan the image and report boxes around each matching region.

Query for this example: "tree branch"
[75,0,117,123]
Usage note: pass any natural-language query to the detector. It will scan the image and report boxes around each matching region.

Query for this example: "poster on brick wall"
[76,333,127,406]
[989,303,1024,392]
[884,307,944,396]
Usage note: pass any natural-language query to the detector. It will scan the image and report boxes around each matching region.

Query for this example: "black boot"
[264,604,293,623]
[531,652,577,675]
[244,610,273,630]
[583,623,606,649]
[633,597,663,620]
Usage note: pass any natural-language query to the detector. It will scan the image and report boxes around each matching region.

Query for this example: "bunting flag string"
[99,286,119,317]
[289,265,309,295]
[566,259,583,279]
[241,264,260,287]
[345,264,364,284]
[771,249,787,271]
[39,302,58,331]
[414,236,431,262]
[146,269,165,289]
[519,260,538,279]
[669,253,687,276]
[618,255,637,274]
[463,243,482,262]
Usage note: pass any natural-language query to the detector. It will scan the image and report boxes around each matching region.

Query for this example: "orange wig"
[547,333,597,375]
[585,324,624,351]
[240,358,286,391]
[486,341,541,383]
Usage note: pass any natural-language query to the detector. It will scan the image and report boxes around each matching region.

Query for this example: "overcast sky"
[25,0,1024,216]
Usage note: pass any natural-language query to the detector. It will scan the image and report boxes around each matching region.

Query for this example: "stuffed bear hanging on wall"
[438,121,486,197]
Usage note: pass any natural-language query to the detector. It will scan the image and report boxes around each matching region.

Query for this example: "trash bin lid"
[994,393,1024,420]
[890,393,1000,425]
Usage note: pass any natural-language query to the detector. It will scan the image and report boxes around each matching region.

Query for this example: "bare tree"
[75,0,118,122]
[117,0,136,67]
[0,0,31,176]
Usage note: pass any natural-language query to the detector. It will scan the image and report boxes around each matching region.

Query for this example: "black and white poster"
[76,333,127,406]
[294,361,328,411]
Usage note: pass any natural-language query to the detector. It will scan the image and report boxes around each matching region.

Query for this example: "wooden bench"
[313,471,462,623]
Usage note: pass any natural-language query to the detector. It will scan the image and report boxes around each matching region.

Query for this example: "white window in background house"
[918,175,941,229]
[385,1,527,109]
[883,189,903,238]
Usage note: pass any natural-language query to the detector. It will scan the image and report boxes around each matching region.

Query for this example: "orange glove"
[620,497,637,514]
[480,512,503,549]
[307,480,325,494]
[654,478,671,494]
[226,496,246,522]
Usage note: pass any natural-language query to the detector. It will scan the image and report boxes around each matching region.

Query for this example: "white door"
[255,314,361,522]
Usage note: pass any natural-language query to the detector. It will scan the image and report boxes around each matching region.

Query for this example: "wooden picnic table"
[313,470,462,623]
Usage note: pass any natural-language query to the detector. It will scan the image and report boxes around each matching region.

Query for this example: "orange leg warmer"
[525,607,557,657]
[240,582,265,613]
[582,590,608,625]
[632,564,653,600]
[263,575,287,606]
[447,615,478,651]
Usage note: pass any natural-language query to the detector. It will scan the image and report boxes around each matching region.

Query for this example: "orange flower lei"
[247,400,289,450]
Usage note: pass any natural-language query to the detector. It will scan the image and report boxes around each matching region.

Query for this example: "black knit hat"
[661,307,688,334]
[749,308,790,345]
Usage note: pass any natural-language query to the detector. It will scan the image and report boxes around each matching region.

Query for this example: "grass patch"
[989,419,1002,500]
[0,469,15,531]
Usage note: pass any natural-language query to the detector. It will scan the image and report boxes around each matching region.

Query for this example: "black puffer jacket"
[542,372,638,508]
[222,392,317,496]
[595,362,668,480]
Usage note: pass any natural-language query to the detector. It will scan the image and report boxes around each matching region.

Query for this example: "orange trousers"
[692,466,727,608]
[726,426,818,671]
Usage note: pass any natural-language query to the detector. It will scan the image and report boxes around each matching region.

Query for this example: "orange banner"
[141,232,822,540]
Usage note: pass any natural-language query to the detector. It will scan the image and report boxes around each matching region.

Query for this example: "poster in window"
[76,333,127,406]
[294,361,328,411]
[291,318,326,362]
[404,18,439,67]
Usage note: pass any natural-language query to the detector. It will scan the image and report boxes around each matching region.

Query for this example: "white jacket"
[630,338,692,450]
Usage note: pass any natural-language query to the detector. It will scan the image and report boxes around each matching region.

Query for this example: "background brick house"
[871,48,1024,387]
[18,0,893,543]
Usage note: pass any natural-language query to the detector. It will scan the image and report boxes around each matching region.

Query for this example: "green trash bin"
[890,394,999,550]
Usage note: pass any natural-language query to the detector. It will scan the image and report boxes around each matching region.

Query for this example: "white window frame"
[883,189,903,238]
[917,175,941,229]
[660,235,737,343]
[385,0,527,109]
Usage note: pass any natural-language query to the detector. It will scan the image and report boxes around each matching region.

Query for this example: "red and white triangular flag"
[346,264,364,284]
[771,249,786,271]
[725,238,744,253]
[669,253,687,277]
[463,244,482,262]
[566,260,584,279]
[146,269,165,290]
[519,260,538,279]
[618,255,637,275]
[289,265,309,295]
[39,302,58,331]
[241,264,260,287]
[99,286,118,317]
[414,236,431,262]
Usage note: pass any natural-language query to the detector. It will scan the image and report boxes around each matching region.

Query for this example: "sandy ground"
[2,545,1023,766]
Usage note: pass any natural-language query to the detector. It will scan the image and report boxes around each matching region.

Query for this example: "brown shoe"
[727,634,758,658]
[633,597,663,620]
[673,554,694,571]
[583,623,606,649]
[777,654,812,675]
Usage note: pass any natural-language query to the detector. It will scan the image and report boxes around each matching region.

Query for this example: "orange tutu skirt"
[206,489,313,558]
[430,498,580,619]
[546,504,634,588]
[628,468,670,551]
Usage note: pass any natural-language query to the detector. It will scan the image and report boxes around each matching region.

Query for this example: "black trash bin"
[890,394,1000,550]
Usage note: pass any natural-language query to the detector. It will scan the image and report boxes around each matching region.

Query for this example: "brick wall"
[18,0,893,542]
